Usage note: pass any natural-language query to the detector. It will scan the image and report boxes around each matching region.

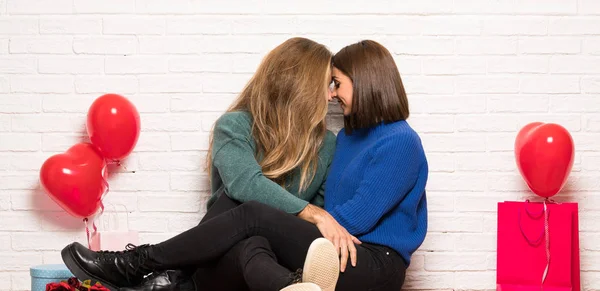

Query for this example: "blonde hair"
[207,37,333,191]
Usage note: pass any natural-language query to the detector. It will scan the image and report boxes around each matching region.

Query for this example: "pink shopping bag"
[88,204,139,251]
[496,201,580,291]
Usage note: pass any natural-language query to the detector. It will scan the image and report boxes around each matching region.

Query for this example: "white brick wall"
[0,1,599,290]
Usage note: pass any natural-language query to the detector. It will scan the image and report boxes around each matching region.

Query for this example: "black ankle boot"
[119,270,195,291]
[61,242,159,291]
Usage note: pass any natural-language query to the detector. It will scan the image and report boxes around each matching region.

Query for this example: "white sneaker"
[300,238,340,291]
[280,282,322,291]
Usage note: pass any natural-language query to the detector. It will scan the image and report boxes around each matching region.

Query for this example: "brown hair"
[332,40,409,134]
[206,37,333,191]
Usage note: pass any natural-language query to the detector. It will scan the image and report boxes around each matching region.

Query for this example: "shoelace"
[289,268,303,284]
[97,243,142,260]
[97,243,150,284]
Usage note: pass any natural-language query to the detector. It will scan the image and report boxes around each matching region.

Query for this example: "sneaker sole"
[280,282,322,291]
[301,238,339,291]
[61,244,119,291]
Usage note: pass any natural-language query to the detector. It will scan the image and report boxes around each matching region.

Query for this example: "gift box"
[30,264,73,291]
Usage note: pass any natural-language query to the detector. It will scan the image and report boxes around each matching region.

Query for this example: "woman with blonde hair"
[60,37,349,291]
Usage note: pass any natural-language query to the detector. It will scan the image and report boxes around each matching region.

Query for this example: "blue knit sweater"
[324,120,428,266]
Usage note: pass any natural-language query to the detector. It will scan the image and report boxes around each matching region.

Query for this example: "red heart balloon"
[40,142,108,218]
[87,93,141,161]
[514,122,575,198]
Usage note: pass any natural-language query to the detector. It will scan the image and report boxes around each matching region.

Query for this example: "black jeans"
[151,194,407,291]
[191,193,256,291]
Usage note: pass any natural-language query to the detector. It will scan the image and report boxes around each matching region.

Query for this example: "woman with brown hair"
[321,39,429,290]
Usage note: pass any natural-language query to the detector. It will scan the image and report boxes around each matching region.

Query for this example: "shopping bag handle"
[101,203,132,231]
[518,200,547,246]
[518,199,551,287]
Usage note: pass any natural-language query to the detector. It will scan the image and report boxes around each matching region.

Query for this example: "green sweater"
[207,111,337,214]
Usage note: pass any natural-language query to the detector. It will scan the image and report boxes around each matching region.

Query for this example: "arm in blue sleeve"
[329,134,424,235]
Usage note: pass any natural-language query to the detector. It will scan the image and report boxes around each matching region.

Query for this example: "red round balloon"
[87,93,140,161]
[40,143,108,218]
[514,122,575,198]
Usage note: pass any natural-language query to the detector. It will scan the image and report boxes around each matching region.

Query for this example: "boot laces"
[289,268,303,284]
[97,243,150,283]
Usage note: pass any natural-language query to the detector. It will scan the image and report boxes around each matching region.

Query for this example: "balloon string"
[101,176,110,201]
[84,203,104,250]
[84,177,108,250]
[84,218,90,249]
[541,199,550,290]
[96,177,108,233]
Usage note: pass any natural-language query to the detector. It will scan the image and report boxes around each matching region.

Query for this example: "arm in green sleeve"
[309,131,337,208]
[309,184,325,208]
[212,121,309,214]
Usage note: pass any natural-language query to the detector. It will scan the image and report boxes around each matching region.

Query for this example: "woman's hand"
[315,212,362,273]
[298,204,362,272]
